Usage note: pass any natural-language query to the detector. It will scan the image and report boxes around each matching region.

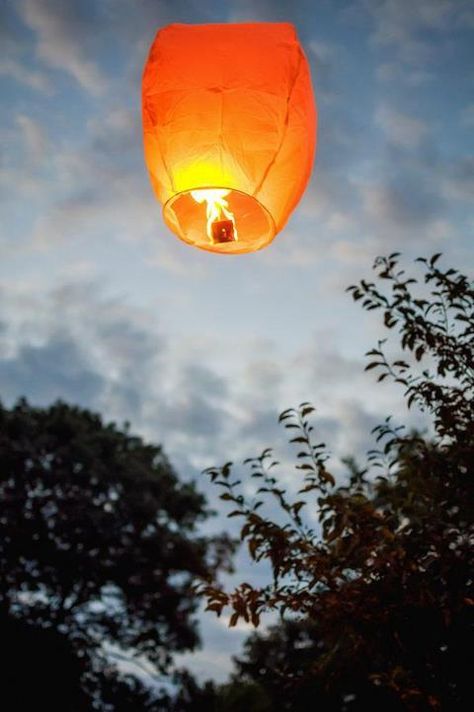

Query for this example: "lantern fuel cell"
[142,23,317,254]
[211,219,235,243]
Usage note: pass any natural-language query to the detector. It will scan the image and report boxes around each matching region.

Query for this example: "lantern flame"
[191,189,238,243]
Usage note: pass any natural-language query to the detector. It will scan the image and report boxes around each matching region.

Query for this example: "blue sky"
[1,0,473,683]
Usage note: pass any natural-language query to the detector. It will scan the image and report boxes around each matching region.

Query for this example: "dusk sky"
[1,0,473,683]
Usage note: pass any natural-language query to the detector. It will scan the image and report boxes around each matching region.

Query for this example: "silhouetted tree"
[0,613,89,711]
[169,669,219,710]
[0,400,233,708]
[201,254,473,711]
[168,670,271,712]
[216,679,272,711]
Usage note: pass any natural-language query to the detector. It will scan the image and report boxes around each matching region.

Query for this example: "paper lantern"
[142,22,316,254]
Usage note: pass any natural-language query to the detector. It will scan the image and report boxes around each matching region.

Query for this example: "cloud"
[0,281,233,465]
[0,281,160,413]
[353,141,472,246]
[18,0,107,95]
[307,38,349,106]
[16,115,49,166]
[23,106,155,242]
[0,335,104,407]
[228,0,291,22]
[0,274,400,476]
[375,105,429,149]
[461,103,474,127]
[363,0,462,63]
[0,58,52,93]
[376,62,434,86]
[156,363,230,441]
[360,179,441,230]
[440,157,474,203]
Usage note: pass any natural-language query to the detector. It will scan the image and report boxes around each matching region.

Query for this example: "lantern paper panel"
[142,22,316,254]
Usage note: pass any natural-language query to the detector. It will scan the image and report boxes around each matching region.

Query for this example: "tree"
[200,254,473,711]
[0,612,89,711]
[0,399,233,707]
[169,670,272,712]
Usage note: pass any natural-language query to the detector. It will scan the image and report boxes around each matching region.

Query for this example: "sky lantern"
[142,23,316,254]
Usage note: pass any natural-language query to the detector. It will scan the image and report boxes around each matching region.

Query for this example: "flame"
[190,188,238,242]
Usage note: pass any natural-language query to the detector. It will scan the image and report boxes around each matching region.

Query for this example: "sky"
[1,0,473,685]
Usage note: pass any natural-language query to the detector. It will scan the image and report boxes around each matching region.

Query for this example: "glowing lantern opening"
[142,23,317,254]
[190,189,238,243]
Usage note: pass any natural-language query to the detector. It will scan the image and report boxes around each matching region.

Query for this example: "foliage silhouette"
[0,400,233,708]
[200,254,473,711]
[0,613,89,711]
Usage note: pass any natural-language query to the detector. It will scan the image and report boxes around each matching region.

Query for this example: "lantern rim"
[163,186,276,255]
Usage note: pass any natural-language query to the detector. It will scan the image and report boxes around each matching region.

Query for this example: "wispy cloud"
[364,0,462,62]
[461,103,474,127]
[16,115,49,166]
[0,58,52,93]
[375,105,429,149]
[18,0,107,95]
[376,62,434,86]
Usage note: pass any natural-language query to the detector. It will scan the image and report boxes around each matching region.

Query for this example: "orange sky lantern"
[142,23,317,254]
